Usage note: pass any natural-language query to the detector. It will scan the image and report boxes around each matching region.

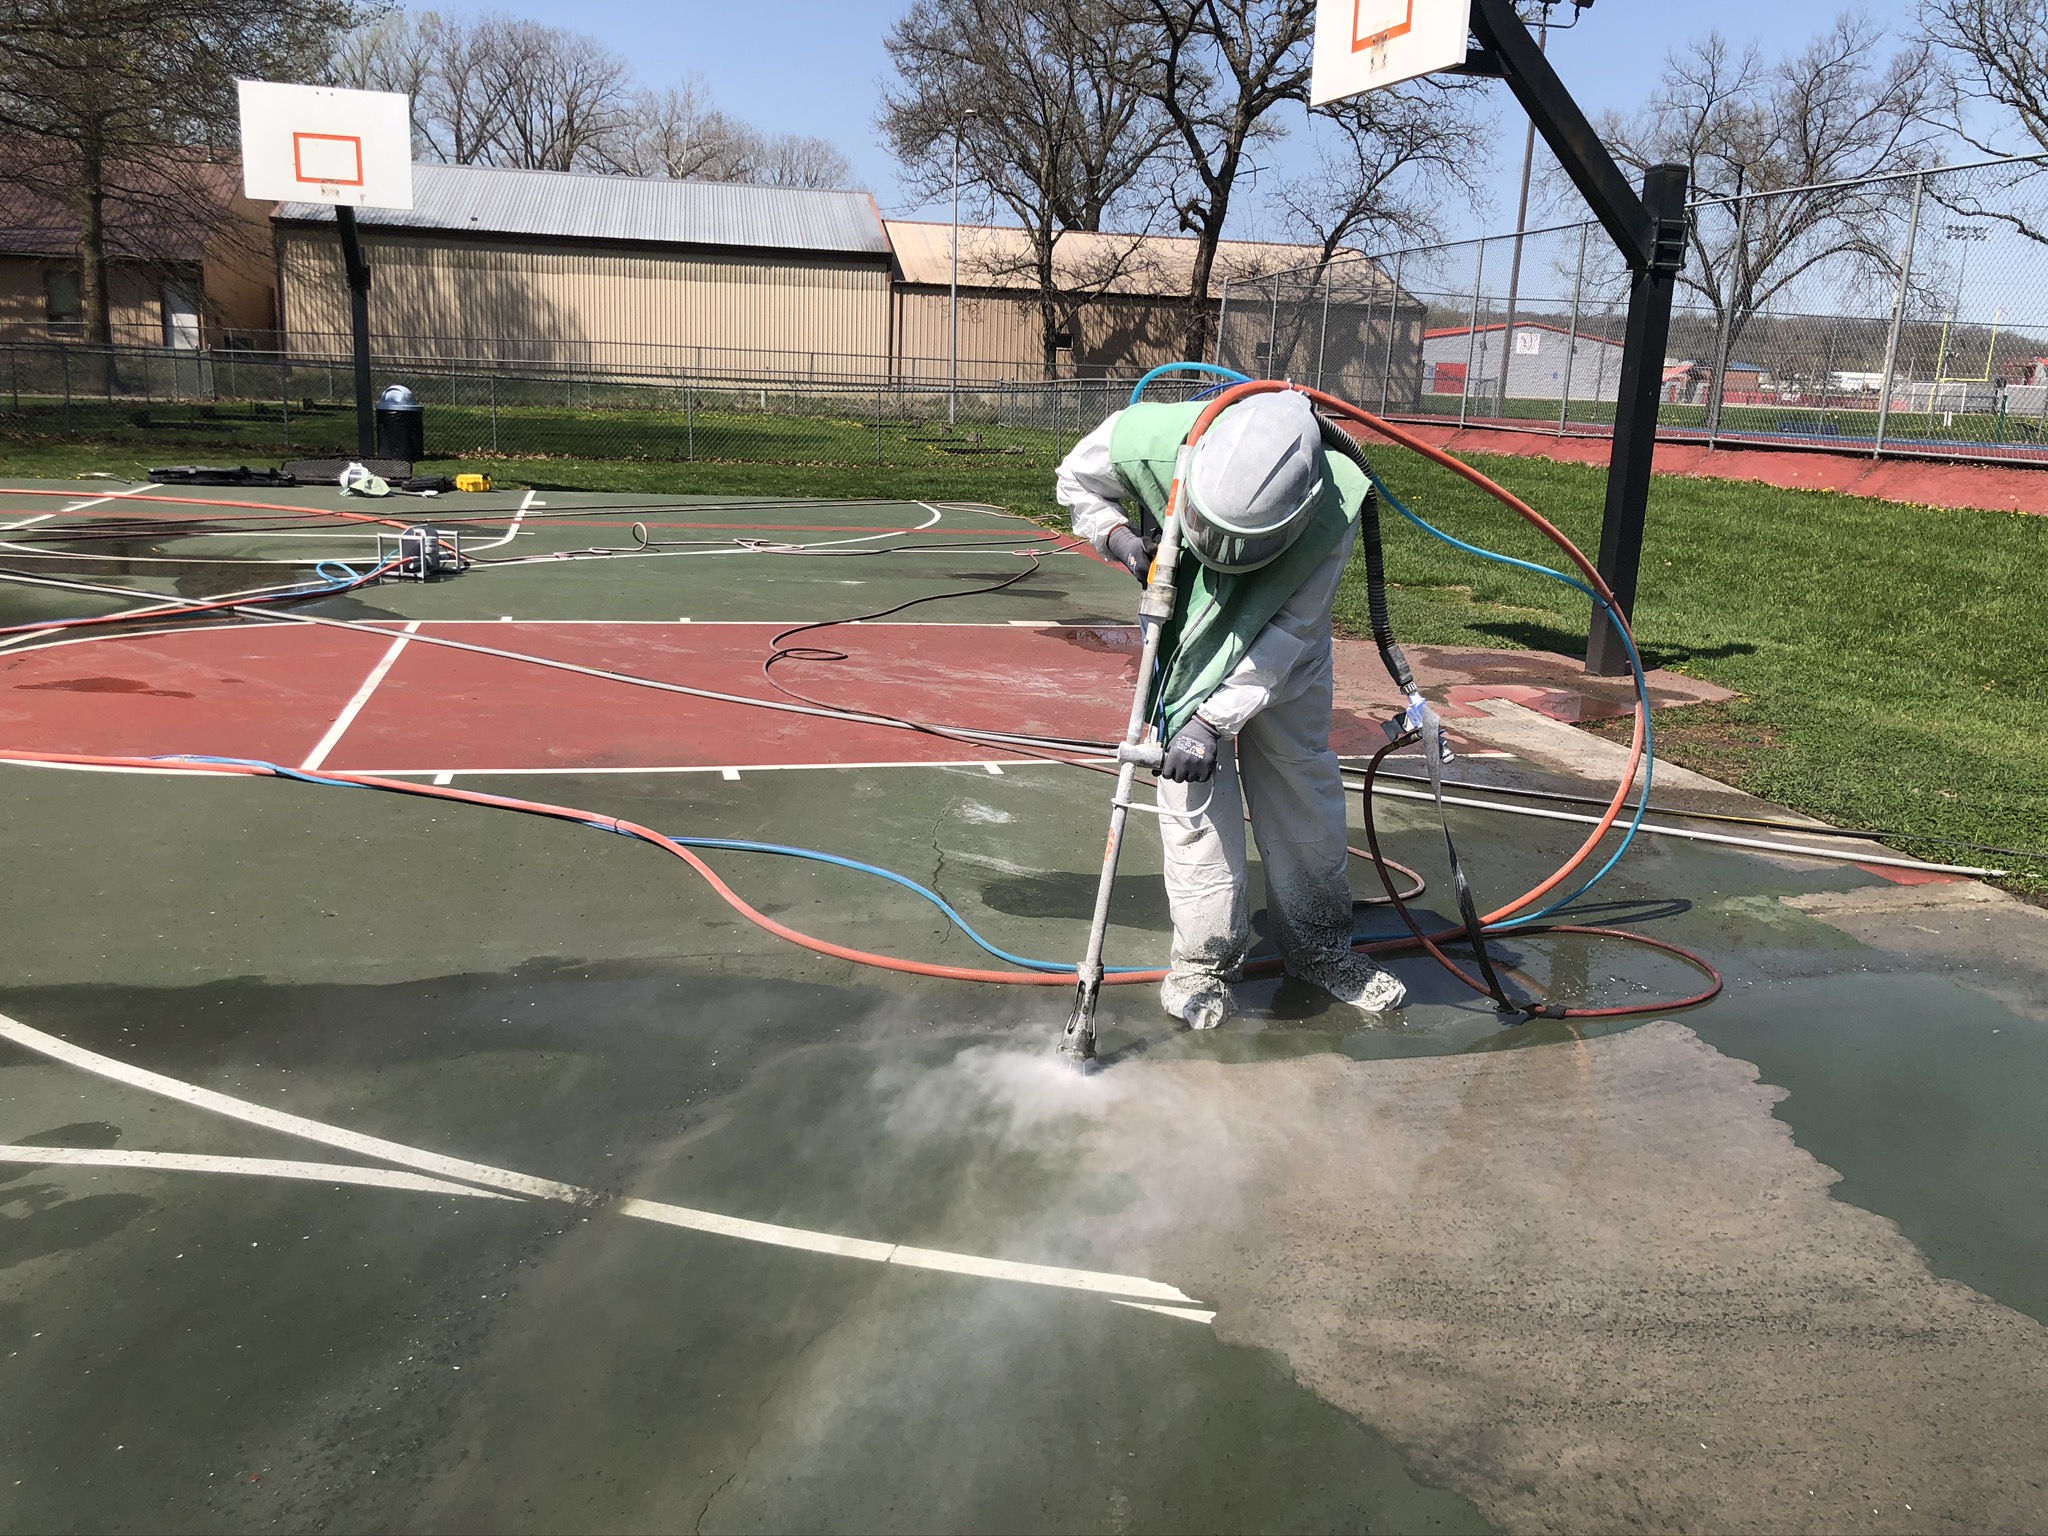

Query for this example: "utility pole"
[949,110,975,426]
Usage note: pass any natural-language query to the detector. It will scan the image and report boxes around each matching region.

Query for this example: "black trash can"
[374,384,425,463]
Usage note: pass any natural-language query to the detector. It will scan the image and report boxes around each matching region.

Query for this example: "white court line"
[0,1011,580,1201]
[299,620,421,772]
[721,767,741,780]
[0,482,160,547]
[469,487,537,552]
[0,1144,519,1199]
[0,1010,1205,1311]
[349,757,1113,778]
[0,757,1111,781]
[1113,1300,1220,1324]
[59,482,161,514]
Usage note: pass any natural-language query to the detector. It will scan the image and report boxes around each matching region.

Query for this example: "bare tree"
[744,133,856,190]
[1,0,365,359]
[1920,0,2048,154]
[1277,83,1488,263]
[882,0,1177,374]
[1600,13,1938,366]
[333,10,855,186]
[483,19,635,172]
[1129,0,1318,361]
[620,81,755,179]
[1915,1,2048,249]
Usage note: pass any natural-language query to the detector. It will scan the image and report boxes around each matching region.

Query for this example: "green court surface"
[1,484,2043,1533]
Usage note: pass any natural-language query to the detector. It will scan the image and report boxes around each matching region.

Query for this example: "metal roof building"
[884,219,1394,383]
[274,163,894,375]
[277,164,889,257]
[270,162,1399,383]
[1421,321,1625,404]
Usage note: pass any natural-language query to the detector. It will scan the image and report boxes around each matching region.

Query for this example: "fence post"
[686,385,695,461]
[1705,194,1746,447]
[1379,250,1405,413]
[1214,277,1230,367]
[1265,284,1279,378]
[60,344,71,434]
[1559,221,1588,436]
[1459,240,1487,429]
[1874,171,1924,459]
[1315,263,1333,391]
[9,345,18,414]
[490,374,500,454]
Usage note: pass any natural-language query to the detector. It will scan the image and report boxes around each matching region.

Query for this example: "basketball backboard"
[1311,0,1474,106]
[237,80,413,209]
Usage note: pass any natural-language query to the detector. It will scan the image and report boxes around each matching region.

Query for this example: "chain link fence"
[15,153,2048,473]
[1217,153,2048,464]
[0,340,1220,471]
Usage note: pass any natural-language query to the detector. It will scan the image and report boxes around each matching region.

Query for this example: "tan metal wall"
[277,228,890,374]
[889,286,1042,380]
[891,285,1216,380]
[0,256,185,344]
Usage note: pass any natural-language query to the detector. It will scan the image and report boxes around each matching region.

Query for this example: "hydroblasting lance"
[1059,447,1191,1068]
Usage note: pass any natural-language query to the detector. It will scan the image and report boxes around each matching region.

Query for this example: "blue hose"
[1363,471,1655,925]
[668,836,1154,975]
[1129,362,1251,405]
[159,753,1143,975]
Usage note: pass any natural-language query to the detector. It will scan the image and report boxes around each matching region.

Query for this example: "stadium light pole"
[1495,9,1551,421]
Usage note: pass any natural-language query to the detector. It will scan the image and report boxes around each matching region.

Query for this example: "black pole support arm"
[1469,0,1658,273]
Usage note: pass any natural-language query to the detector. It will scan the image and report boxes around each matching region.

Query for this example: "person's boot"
[1161,972,1238,1031]
[1287,952,1408,1014]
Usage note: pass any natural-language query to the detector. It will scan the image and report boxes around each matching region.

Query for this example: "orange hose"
[1174,381,1647,929]
[1,395,1651,989]
[1,487,410,528]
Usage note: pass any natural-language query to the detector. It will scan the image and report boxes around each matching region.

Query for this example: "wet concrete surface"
[3,491,2046,1532]
[2,759,2044,1531]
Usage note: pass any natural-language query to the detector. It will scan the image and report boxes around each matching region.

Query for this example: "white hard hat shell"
[1181,391,1326,572]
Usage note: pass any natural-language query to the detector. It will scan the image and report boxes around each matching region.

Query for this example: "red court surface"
[0,621,1153,771]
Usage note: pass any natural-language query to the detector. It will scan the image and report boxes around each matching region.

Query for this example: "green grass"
[0,395,1073,471]
[6,431,2043,892]
[1345,449,2048,892]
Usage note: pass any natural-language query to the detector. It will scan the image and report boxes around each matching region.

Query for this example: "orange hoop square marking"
[292,132,366,187]
[1352,0,1415,51]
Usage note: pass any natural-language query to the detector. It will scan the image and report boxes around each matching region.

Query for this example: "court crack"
[689,1309,853,1533]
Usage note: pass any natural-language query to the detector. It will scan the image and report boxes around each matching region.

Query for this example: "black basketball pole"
[1465,0,1688,675]
[335,205,375,458]
[1587,165,1688,674]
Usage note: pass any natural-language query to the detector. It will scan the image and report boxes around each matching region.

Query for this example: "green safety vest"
[1108,401,1367,739]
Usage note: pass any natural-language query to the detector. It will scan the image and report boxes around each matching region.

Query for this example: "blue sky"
[504,0,1932,238]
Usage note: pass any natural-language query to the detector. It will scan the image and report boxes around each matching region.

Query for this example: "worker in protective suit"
[1056,388,1408,1031]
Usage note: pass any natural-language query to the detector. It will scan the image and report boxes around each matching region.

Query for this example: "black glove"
[1105,523,1159,584]
[1160,716,1220,783]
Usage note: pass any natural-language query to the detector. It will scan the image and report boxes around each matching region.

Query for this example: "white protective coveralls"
[1057,408,1402,1023]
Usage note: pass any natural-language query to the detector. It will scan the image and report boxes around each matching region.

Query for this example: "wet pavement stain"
[0,970,1492,1534]
[13,675,196,697]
